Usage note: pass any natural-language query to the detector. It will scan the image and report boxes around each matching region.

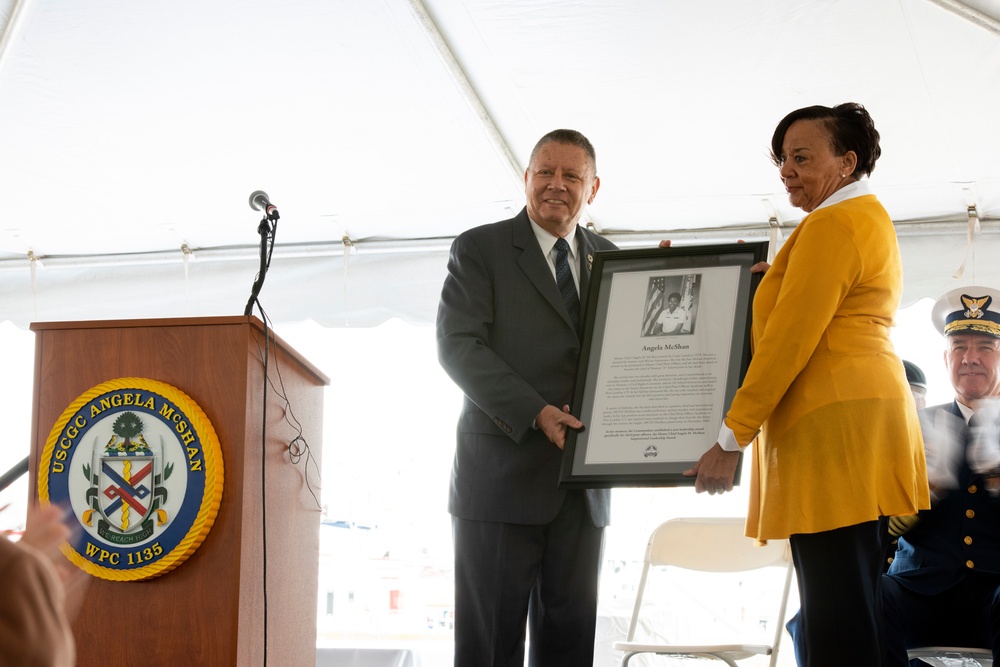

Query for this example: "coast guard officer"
[882,285,1000,664]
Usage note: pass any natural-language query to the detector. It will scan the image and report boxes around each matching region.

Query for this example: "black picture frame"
[558,241,768,488]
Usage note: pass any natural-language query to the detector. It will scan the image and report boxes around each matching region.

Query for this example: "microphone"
[249,190,279,221]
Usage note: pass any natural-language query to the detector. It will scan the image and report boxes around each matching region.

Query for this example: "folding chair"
[612,517,794,667]
[908,646,993,666]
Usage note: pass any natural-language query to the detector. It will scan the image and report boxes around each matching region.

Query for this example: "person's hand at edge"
[21,503,70,563]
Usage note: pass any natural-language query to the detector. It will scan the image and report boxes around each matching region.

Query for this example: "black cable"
[245,212,276,665]
[252,301,270,667]
[243,209,325,665]
[249,307,323,509]
[248,304,327,666]
[252,316,323,511]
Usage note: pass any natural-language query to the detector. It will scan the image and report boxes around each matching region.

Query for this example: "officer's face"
[945,333,1000,404]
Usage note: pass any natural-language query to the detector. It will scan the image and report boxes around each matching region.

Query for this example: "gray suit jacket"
[437,208,616,526]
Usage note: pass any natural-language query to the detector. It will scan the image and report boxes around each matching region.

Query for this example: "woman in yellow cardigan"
[685,103,929,666]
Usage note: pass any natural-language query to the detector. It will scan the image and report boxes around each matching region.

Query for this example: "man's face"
[524,142,599,236]
[945,332,1000,404]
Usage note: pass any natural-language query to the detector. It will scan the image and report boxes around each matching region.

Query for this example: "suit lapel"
[577,229,599,310]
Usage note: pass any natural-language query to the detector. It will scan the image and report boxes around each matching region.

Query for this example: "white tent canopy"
[0,0,998,327]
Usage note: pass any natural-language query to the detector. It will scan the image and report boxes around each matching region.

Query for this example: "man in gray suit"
[437,129,617,667]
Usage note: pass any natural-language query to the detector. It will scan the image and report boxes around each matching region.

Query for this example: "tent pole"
[405,0,525,192]
[0,0,30,76]
[925,0,1000,35]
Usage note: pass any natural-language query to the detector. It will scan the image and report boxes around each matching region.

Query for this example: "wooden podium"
[28,316,329,666]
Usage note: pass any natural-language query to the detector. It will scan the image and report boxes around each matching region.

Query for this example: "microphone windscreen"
[249,190,269,211]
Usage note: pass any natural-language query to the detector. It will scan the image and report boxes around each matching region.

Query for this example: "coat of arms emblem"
[82,412,173,546]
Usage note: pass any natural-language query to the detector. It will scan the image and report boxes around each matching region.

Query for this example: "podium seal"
[38,377,225,581]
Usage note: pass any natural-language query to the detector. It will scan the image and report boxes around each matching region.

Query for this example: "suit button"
[969,484,978,494]
[967,560,976,569]
[964,536,973,545]
[967,509,976,519]
[493,417,511,433]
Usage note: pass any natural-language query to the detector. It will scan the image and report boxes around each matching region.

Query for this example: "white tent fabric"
[0,0,998,326]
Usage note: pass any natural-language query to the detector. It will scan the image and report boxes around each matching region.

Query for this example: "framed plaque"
[558,241,767,488]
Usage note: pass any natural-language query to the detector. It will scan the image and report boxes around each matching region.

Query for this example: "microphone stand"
[244,213,277,317]
[241,196,278,666]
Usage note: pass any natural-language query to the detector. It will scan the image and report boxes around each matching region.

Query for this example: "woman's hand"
[683,443,740,495]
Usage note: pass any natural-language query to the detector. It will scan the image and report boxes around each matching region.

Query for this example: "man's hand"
[682,443,740,495]
[537,404,583,450]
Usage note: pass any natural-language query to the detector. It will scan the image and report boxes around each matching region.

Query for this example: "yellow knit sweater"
[726,194,930,541]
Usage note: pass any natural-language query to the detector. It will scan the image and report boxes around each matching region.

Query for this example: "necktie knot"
[554,238,580,335]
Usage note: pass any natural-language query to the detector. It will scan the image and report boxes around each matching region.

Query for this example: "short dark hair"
[529,129,597,175]
[667,292,681,302]
[770,103,881,178]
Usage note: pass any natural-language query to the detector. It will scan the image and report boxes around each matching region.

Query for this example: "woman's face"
[777,119,856,213]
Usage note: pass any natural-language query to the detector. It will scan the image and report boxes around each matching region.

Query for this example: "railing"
[0,456,28,493]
